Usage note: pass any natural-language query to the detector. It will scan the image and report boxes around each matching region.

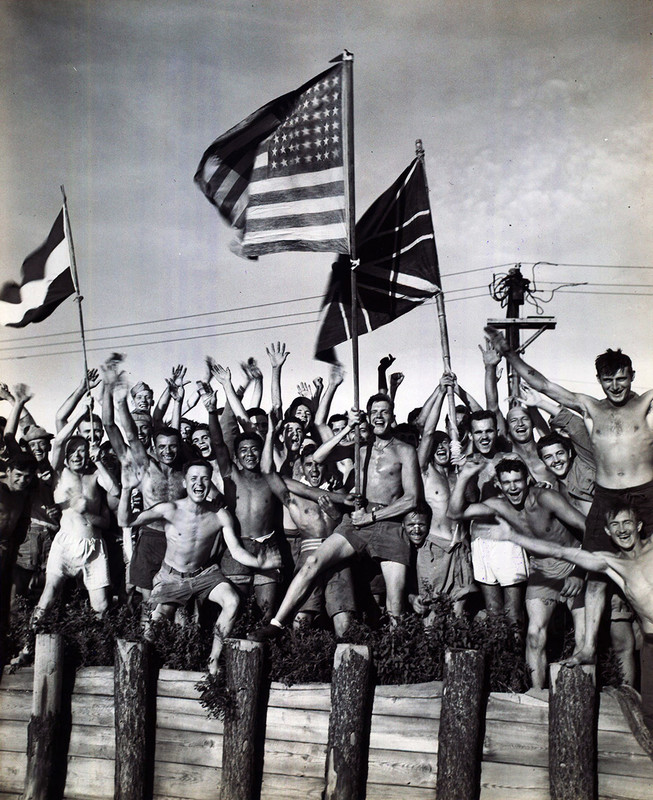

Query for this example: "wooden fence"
[1,635,652,800]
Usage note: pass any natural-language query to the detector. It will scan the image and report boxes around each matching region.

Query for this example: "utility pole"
[487,265,556,405]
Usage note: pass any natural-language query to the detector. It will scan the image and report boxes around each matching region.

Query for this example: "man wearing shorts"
[463,410,527,624]
[249,393,421,641]
[34,435,119,620]
[449,457,586,688]
[486,328,653,667]
[487,503,653,734]
[280,445,355,637]
[119,459,281,674]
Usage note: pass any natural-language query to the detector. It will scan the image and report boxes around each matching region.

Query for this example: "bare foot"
[562,647,596,667]
[208,657,224,679]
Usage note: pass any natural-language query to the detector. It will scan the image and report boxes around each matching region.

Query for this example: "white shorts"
[46,529,110,591]
[471,537,529,587]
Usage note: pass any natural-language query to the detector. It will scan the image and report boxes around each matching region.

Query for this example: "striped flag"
[195,62,349,258]
[315,157,440,362]
[0,209,74,328]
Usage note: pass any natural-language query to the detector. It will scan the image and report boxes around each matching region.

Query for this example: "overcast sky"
[1,0,651,427]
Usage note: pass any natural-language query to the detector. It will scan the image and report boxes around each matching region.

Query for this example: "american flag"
[315,157,441,362]
[195,62,348,258]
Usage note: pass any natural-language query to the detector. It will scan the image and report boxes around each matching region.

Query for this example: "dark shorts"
[334,512,411,566]
[295,540,355,617]
[15,523,53,571]
[417,536,477,601]
[584,480,653,553]
[130,527,166,590]
[526,566,584,609]
[220,535,283,586]
[150,562,228,606]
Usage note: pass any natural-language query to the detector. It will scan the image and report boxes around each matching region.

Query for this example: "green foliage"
[147,615,213,672]
[195,673,237,721]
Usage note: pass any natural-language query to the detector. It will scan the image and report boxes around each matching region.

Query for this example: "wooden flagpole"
[60,185,95,446]
[414,141,459,447]
[341,50,362,499]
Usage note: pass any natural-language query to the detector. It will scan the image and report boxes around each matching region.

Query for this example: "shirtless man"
[102,363,185,601]
[280,446,355,636]
[34,433,119,620]
[118,460,281,674]
[200,381,287,621]
[486,502,653,732]
[449,457,585,688]
[463,409,528,624]
[249,393,421,640]
[486,328,653,666]
[417,374,476,618]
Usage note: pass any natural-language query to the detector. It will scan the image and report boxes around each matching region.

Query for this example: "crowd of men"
[0,331,652,731]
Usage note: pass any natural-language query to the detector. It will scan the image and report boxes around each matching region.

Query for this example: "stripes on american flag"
[195,63,348,258]
[315,157,441,362]
[0,208,75,328]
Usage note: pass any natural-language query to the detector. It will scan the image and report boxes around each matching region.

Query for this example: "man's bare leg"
[525,597,556,689]
[380,560,408,620]
[207,582,240,675]
[87,587,109,617]
[254,581,278,623]
[479,583,503,615]
[332,610,353,638]
[564,579,606,665]
[610,619,635,686]
[249,535,356,639]
[504,584,526,628]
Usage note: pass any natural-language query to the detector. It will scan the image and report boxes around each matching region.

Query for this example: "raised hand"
[313,376,323,392]
[266,341,289,368]
[297,381,312,398]
[379,354,395,372]
[479,337,502,368]
[85,368,101,390]
[210,362,231,386]
[483,326,509,355]
[0,383,14,402]
[390,372,404,391]
[241,357,262,382]
[13,383,33,404]
[201,389,218,413]
[328,363,345,386]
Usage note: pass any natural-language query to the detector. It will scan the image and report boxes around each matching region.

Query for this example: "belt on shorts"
[161,562,203,579]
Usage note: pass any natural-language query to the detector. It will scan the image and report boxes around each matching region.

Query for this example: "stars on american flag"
[268,73,342,173]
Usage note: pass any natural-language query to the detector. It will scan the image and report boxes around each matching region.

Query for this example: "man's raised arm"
[55,369,100,432]
[487,518,610,575]
[485,326,586,413]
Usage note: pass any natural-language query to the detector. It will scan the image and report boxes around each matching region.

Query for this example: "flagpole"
[414,141,459,447]
[342,50,362,500]
[60,185,95,445]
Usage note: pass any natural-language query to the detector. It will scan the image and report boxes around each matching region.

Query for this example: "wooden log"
[435,647,486,800]
[114,639,151,800]
[549,662,597,800]
[23,633,64,800]
[219,638,266,800]
[323,643,373,800]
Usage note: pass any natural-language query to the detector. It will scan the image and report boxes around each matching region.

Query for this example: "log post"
[324,643,373,800]
[220,638,266,800]
[23,633,64,800]
[114,639,150,800]
[436,647,486,800]
[549,662,597,800]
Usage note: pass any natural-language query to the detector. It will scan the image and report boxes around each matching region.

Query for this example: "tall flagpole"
[341,50,362,499]
[60,185,95,445]
[414,141,459,447]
